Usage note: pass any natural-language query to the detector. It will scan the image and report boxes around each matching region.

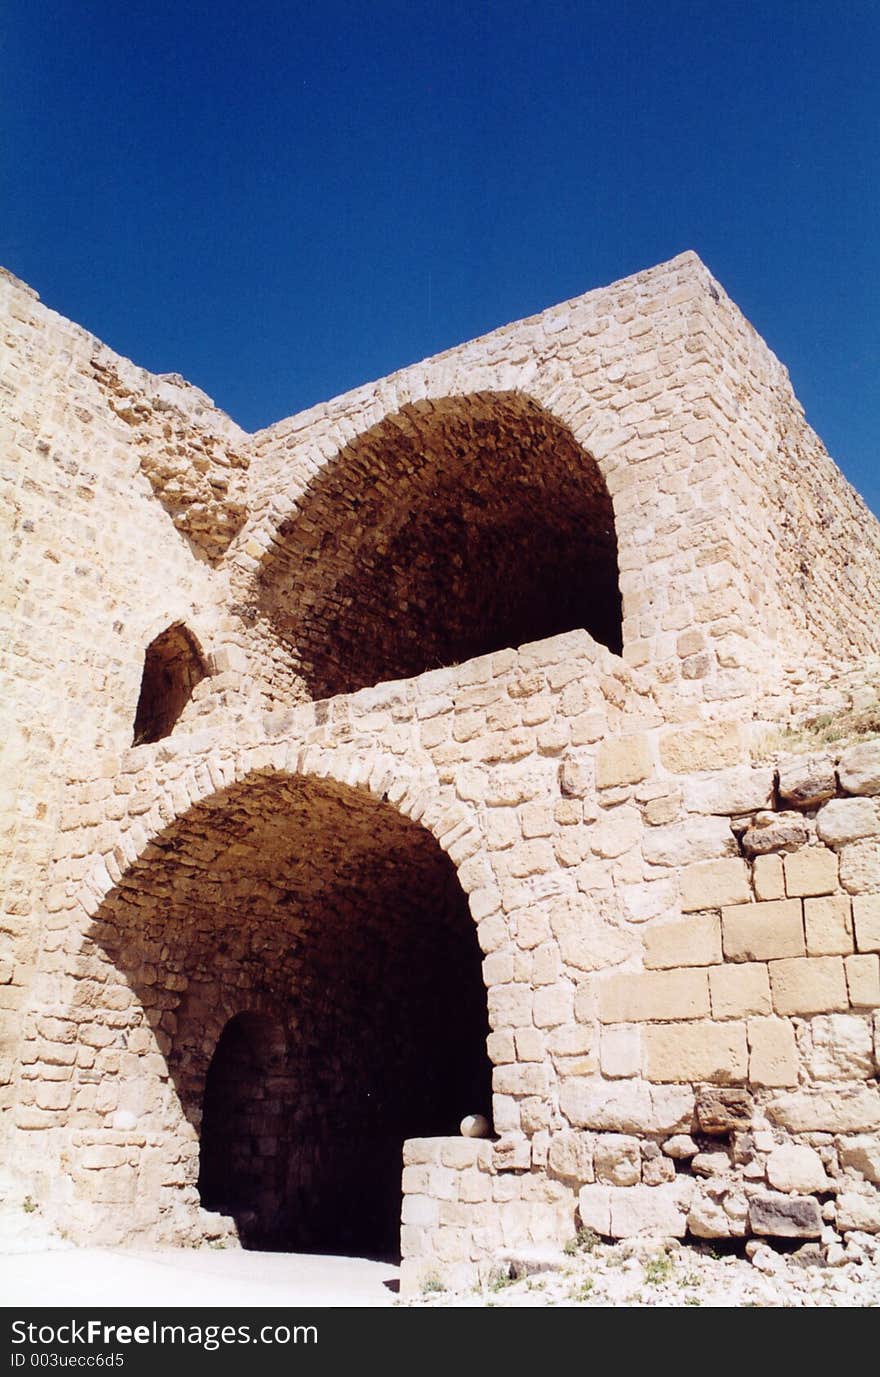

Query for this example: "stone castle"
[2,252,879,1291]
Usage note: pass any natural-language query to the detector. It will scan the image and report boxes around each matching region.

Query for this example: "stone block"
[803,895,854,956]
[835,1192,880,1233]
[560,1079,692,1135]
[688,1192,745,1239]
[659,723,744,773]
[600,1025,641,1079]
[643,1022,747,1084]
[767,1087,880,1133]
[694,1086,755,1133]
[837,1135,880,1183]
[747,1017,799,1088]
[547,1131,594,1184]
[839,840,880,894]
[608,1182,692,1239]
[681,767,774,815]
[576,1184,611,1236]
[765,1145,828,1193]
[777,753,837,810]
[594,1134,641,1186]
[838,740,880,796]
[596,735,652,789]
[854,895,880,953]
[816,797,880,846]
[641,815,736,868]
[721,898,805,962]
[808,1013,874,1079]
[643,914,721,969]
[783,847,838,898]
[742,812,810,857]
[769,956,848,1016]
[708,962,772,1018]
[680,857,751,912]
[752,854,785,901]
[749,1192,822,1238]
[598,968,710,1023]
[845,953,880,1009]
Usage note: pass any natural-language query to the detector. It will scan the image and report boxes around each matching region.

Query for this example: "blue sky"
[2,2,878,511]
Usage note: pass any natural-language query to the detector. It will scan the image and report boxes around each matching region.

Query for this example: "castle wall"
[2,255,880,1276]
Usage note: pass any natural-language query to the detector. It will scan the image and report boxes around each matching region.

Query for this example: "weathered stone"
[643,914,721,969]
[682,768,774,816]
[598,968,710,1024]
[600,1025,641,1080]
[560,1080,692,1135]
[845,953,880,1009]
[747,1017,799,1088]
[803,895,854,956]
[644,1022,747,1084]
[783,846,838,898]
[596,735,652,790]
[749,1192,822,1238]
[837,1134,880,1183]
[808,1014,874,1080]
[835,1191,880,1233]
[777,753,837,810]
[741,811,810,857]
[642,816,736,868]
[709,962,772,1018]
[838,740,880,797]
[854,895,880,952]
[659,724,745,775]
[769,956,848,1016]
[752,854,785,901]
[721,898,805,962]
[767,1087,880,1134]
[695,1085,755,1134]
[547,1130,594,1184]
[688,1191,745,1238]
[680,858,751,913]
[594,1134,641,1186]
[839,840,880,894]
[816,797,880,847]
[765,1145,828,1193]
[662,1134,699,1159]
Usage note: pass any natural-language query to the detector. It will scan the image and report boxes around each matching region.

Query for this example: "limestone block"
[709,962,772,1018]
[765,1145,828,1193]
[803,895,854,956]
[742,812,810,857]
[838,740,880,796]
[845,953,880,1009]
[492,1135,531,1173]
[816,797,880,847]
[854,895,880,953]
[694,1086,754,1134]
[641,1143,676,1185]
[594,1134,641,1186]
[401,1195,440,1227]
[560,1079,692,1135]
[747,1017,799,1088]
[835,1192,880,1233]
[600,1025,641,1079]
[749,1192,822,1238]
[659,723,744,773]
[783,847,838,898]
[643,1021,747,1084]
[769,956,848,1016]
[643,914,721,969]
[577,1184,611,1236]
[596,735,652,790]
[767,1087,880,1133]
[837,1135,880,1183]
[682,768,774,816]
[663,1135,699,1160]
[688,1192,745,1239]
[547,1131,595,1184]
[752,854,785,902]
[721,898,805,962]
[777,753,837,810]
[608,1182,693,1239]
[590,805,641,859]
[808,1013,874,1079]
[839,840,880,894]
[558,757,594,799]
[493,1063,549,1096]
[598,968,710,1023]
[680,857,751,913]
[642,815,736,868]
[550,899,638,973]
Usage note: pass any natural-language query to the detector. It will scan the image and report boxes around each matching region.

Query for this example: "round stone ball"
[460,1113,490,1139]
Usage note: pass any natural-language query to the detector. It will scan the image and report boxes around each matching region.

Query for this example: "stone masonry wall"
[2,254,880,1282]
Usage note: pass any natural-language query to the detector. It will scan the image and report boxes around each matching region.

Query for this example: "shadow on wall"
[258,392,623,698]
[132,623,206,745]
[74,771,492,1260]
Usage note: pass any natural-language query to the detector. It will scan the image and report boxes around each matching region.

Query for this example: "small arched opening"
[132,622,206,745]
[258,392,623,698]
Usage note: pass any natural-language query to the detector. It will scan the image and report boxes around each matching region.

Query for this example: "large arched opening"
[258,392,622,698]
[79,770,492,1259]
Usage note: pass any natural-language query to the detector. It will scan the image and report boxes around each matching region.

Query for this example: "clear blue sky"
[2,2,878,511]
